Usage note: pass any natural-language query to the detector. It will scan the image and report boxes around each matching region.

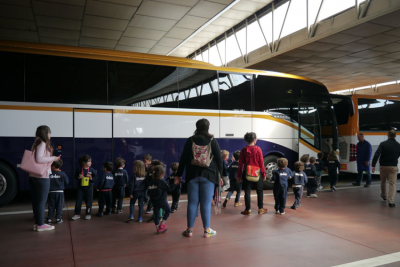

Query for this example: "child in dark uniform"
[305,156,318,198]
[112,157,128,214]
[96,162,114,217]
[272,158,292,215]
[315,152,326,190]
[148,165,175,234]
[221,150,230,192]
[127,160,147,222]
[143,154,152,206]
[291,161,307,210]
[46,159,69,224]
[147,160,166,222]
[167,162,181,212]
[72,155,97,221]
[327,151,341,192]
[223,150,242,208]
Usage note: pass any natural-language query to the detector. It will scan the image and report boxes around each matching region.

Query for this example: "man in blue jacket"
[353,133,372,187]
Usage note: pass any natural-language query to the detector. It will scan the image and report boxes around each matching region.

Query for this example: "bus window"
[299,104,321,150]
[0,51,24,102]
[358,98,400,131]
[331,95,354,125]
[219,73,252,111]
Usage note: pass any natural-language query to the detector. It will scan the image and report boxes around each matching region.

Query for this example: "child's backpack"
[191,137,214,167]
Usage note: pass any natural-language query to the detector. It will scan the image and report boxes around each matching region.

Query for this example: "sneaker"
[381,195,387,201]
[352,183,360,186]
[105,212,111,215]
[389,203,396,208]
[241,210,251,215]
[112,207,116,213]
[204,228,217,238]
[126,216,134,222]
[258,208,267,215]
[157,224,168,234]
[310,194,318,198]
[318,186,323,190]
[117,210,124,214]
[46,219,52,224]
[37,224,55,232]
[275,210,280,214]
[147,217,154,223]
[234,202,242,207]
[138,217,143,223]
[223,199,228,208]
[33,224,37,231]
[72,215,80,220]
[364,184,370,188]
[85,215,91,220]
[291,206,297,210]
[182,229,193,237]
[306,195,311,198]
[333,186,337,191]
[96,213,103,217]
[56,219,63,224]
[171,209,175,213]
[280,211,285,215]
[146,210,153,214]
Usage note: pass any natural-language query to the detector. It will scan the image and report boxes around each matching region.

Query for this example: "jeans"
[356,170,372,185]
[112,185,125,210]
[130,191,145,218]
[316,171,322,188]
[243,176,264,211]
[30,177,50,226]
[98,190,112,213]
[187,176,214,229]
[47,192,64,220]
[226,179,242,203]
[74,186,93,215]
[153,199,170,226]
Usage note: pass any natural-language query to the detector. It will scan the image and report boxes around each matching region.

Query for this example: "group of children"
[272,151,341,215]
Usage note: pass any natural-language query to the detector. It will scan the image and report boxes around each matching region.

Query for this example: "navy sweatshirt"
[148,179,175,201]
[228,161,239,180]
[166,172,181,190]
[305,164,317,178]
[292,171,308,186]
[112,168,128,187]
[129,174,147,194]
[222,160,229,177]
[98,172,114,190]
[272,167,292,189]
[49,170,69,191]
[315,158,326,172]
[74,167,97,187]
[328,160,341,174]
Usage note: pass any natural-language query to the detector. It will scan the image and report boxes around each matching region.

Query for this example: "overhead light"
[166,0,242,56]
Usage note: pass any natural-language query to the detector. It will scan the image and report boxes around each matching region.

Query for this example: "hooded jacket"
[237,146,266,180]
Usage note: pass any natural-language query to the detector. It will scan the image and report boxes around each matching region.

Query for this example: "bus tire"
[0,162,18,207]
[263,155,279,190]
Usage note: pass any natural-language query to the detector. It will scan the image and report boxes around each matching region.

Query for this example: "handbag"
[81,167,90,186]
[21,150,52,177]
[246,165,260,182]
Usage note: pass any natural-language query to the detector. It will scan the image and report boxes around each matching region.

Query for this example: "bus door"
[73,109,113,188]
[298,103,322,159]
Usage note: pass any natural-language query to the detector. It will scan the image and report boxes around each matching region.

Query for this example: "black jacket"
[222,160,229,177]
[372,138,400,167]
[74,167,97,187]
[315,158,326,172]
[328,160,341,174]
[176,136,223,185]
[129,174,146,194]
[98,172,114,190]
[112,169,128,187]
[228,161,239,180]
[49,171,69,191]
[148,178,175,201]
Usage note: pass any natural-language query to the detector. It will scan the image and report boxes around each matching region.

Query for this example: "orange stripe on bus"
[0,105,72,112]
[74,109,112,113]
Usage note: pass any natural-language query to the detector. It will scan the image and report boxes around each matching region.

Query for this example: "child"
[112,157,129,214]
[146,160,165,222]
[148,165,175,234]
[143,154,152,206]
[72,155,97,220]
[315,152,326,190]
[291,161,307,210]
[327,151,341,192]
[96,162,115,217]
[46,159,69,224]
[127,160,147,222]
[272,158,292,215]
[221,150,230,192]
[223,150,242,208]
[167,162,181,212]
[305,156,318,198]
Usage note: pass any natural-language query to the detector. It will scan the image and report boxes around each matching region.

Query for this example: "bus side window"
[0,51,24,102]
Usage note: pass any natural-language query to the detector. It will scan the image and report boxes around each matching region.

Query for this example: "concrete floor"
[1,179,400,267]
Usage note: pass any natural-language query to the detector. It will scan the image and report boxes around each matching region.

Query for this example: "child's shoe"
[146,210,153,214]
[46,218,52,224]
[234,202,242,207]
[71,215,80,220]
[182,229,193,237]
[275,210,280,214]
[138,217,143,223]
[96,213,103,217]
[105,212,111,215]
[204,228,217,238]
[147,217,154,223]
[306,195,311,198]
[56,219,63,224]
[117,210,124,214]
[157,223,167,234]
[291,206,297,210]
[126,216,134,222]
[37,224,55,232]
[85,215,91,220]
[33,224,37,231]
[280,211,285,215]
[258,208,267,214]
[241,210,251,215]
[310,194,318,198]
[222,199,228,208]
[171,209,175,213]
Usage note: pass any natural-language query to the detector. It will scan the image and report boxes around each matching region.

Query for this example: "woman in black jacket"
[176,119,223,238]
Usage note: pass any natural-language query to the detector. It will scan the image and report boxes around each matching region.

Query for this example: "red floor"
[1,184,400,267]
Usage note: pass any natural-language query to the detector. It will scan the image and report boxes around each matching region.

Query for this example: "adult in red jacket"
[237,132,267,215]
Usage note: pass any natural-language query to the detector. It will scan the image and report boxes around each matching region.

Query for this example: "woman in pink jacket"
[30,125,61,232]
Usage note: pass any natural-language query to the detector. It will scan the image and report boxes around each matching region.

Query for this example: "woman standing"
[30,125,60,232]
[237,132,267,215]
[176,119,223,237]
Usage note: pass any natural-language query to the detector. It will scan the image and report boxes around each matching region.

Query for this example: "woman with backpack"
[237,132,267,215]
[175,119,223,238]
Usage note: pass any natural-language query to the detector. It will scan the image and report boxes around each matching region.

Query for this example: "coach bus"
[335,94,400,174]
[0,40,340,206]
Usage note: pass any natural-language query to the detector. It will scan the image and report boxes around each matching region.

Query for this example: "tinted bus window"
[0,51,24,102]
[219,73,252,111]
[299,104,321,150]
[358,98,400,131]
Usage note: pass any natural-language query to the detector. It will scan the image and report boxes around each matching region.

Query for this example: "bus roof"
[0,40,324,87]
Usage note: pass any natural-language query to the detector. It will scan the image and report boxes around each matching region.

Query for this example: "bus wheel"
[0,162,18,207]
[263,155,279,190]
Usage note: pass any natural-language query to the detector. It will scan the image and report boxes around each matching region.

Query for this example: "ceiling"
[247,8,400,93]
[0,0,272,57]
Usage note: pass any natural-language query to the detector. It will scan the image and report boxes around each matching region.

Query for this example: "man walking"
[353,133,372,187]
[372,130,400,208]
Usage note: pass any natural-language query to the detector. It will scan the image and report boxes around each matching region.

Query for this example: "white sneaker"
[146,210,153,214]
[280,212,285,215]
[85,215,91,220]
[311,194,318,198]
[275,211,280,214]
[318,186,323,190]
[37,224,55,232]
[204,228,217,238]
[71,215,80,220]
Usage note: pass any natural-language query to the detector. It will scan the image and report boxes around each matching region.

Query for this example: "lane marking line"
[331,252,400,267]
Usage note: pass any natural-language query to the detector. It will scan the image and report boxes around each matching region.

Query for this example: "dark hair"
[103,162,113,172]
[114,157,126,168]
[193,118,213,139]
[151,159,164,167]
[300,154,309,163]
[143,154,152,161]
[317,152,324,159]
[294,161,304,172]
[389,130,396,138]
[170,162,179,172]
[52,159,63,169]
[358,133,364,137]
[233,150,240,161]
[244,132,257,144]
[309,157,316,163]
[133,160,146,177]
[79,155,92,167]
[327,151,338,161]
[153,165,165,179]
[32,125,53,154]
[277,158,288,168]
